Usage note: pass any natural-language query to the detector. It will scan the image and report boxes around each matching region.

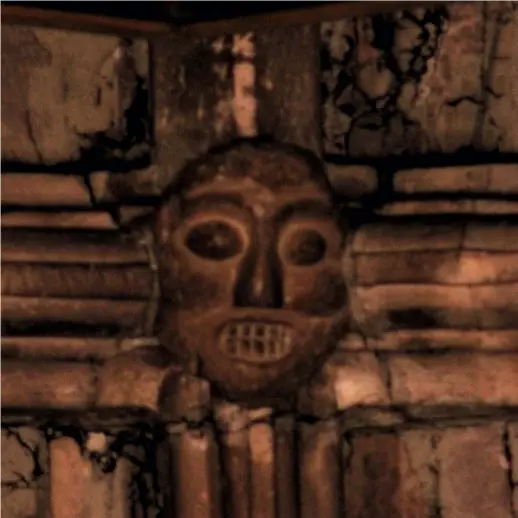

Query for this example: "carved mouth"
[218,321,294,363]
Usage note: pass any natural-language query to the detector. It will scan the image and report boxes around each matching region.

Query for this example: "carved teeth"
[219,322,293,363]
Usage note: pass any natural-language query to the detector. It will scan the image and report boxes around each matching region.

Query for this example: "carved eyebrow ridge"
[183,192,245,210]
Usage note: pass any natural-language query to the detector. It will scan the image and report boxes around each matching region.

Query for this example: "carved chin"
[159,308,346,401]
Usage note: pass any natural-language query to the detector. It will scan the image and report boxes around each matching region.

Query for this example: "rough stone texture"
[325,163,378,198]
[510,423,518,487]
[45,428,163,518]
[2,361,98,409]
[438,424,513,518]
[322,3,518,156]
[344,432,432,518]
[2,427,46,518]
[1,488,38,518]
[1,428,46,488]
[1,26,149,165]
[344,424,518,518]
[394,164,518,194]
[389,353,518,406]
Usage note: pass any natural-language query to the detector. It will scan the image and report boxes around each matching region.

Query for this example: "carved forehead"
[175,142,331,195]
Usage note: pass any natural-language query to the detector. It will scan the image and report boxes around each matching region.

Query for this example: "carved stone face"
[156,143,348,403]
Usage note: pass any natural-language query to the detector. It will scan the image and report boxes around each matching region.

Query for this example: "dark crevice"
[503,424,518,518]
[429,432,443,518]
[325,150,518,169]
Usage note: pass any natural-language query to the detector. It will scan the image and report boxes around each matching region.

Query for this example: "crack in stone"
[25,110,44,164]
[503,423,518,518]
[322,6,449,156]
[429,432,443,518]
[4,427,45,486]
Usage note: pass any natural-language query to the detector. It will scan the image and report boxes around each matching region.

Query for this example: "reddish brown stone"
[249,422,275,518]
[49,437,91,518]
[438,424,512,518]
[344,432,430,518]
[1,427,45,487]
[1,488,38,518]
[97,346,179,412]
[389,353,518,406]
[2,361,97,409]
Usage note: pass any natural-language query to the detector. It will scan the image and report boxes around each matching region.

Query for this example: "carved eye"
[286,229,327,266]
[186,222,242,260]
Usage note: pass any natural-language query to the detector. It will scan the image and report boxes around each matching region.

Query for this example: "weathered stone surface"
[97,347,179,412]
[1,211,117,230]
[354,250,518,285]
[344,432,431,518]
[170,426,223,518]
[378,200,518,216]
[1,174,92,207]
[46,431,160,518]
[322,3,518,156]
[2,361,97,409]
[351,222,464,253]
[394,164,518,194]
[389,353,518,406]
[49,437,90,518]
[298,351,389,418]
[146,32,236,196]
[1,427,45,487]
[352,221,518,255]
[351,284,518,334]
[1,488,38,518]
[438,424,513,518]
[1,26,149,165]
[249,422,275,518]
[256,25,321,156]
[339,330,518,352]
[325,163,378,198]
[299,421,340,518]
[509,423,518,486]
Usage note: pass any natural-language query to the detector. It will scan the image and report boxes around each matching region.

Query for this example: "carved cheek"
[284,266,348,315]
[172,254,240,310]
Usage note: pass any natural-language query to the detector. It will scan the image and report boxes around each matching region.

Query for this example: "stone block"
[438,424,513,518]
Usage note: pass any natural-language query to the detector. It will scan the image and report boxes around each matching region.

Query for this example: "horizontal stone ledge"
[1,361,98,409]
[3,352,518,421]
[2,296,148,329]
[378,200,518,216]
[2,229,148,264]
[350,283,518,333]
[325,163,518,199]
[352,221,518,253]
[325,163,378,198]
[339,330,518,352]
[394,164,518,194]
[339,406,518,432]
[1,173,93,206]
[1,336,159,361]
[2,263,155,299]
[1,211,118,230]
[352,250,518,285]
[303,351,518,419]
[389,353,518,406]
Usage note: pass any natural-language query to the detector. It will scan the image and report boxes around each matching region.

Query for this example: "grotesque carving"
[155,142,348,404]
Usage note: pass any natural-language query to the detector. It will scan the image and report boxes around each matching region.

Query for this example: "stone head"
[155,141,348,405]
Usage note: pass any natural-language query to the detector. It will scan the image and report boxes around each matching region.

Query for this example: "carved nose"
[234,248,283,308]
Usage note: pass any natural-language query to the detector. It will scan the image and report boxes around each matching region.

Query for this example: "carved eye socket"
[186,222,242,260]
[286,229,327,266]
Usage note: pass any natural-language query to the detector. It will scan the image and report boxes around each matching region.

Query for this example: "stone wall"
[2,3,518,517]
[321,2,518,158]
[1,426,163,518]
